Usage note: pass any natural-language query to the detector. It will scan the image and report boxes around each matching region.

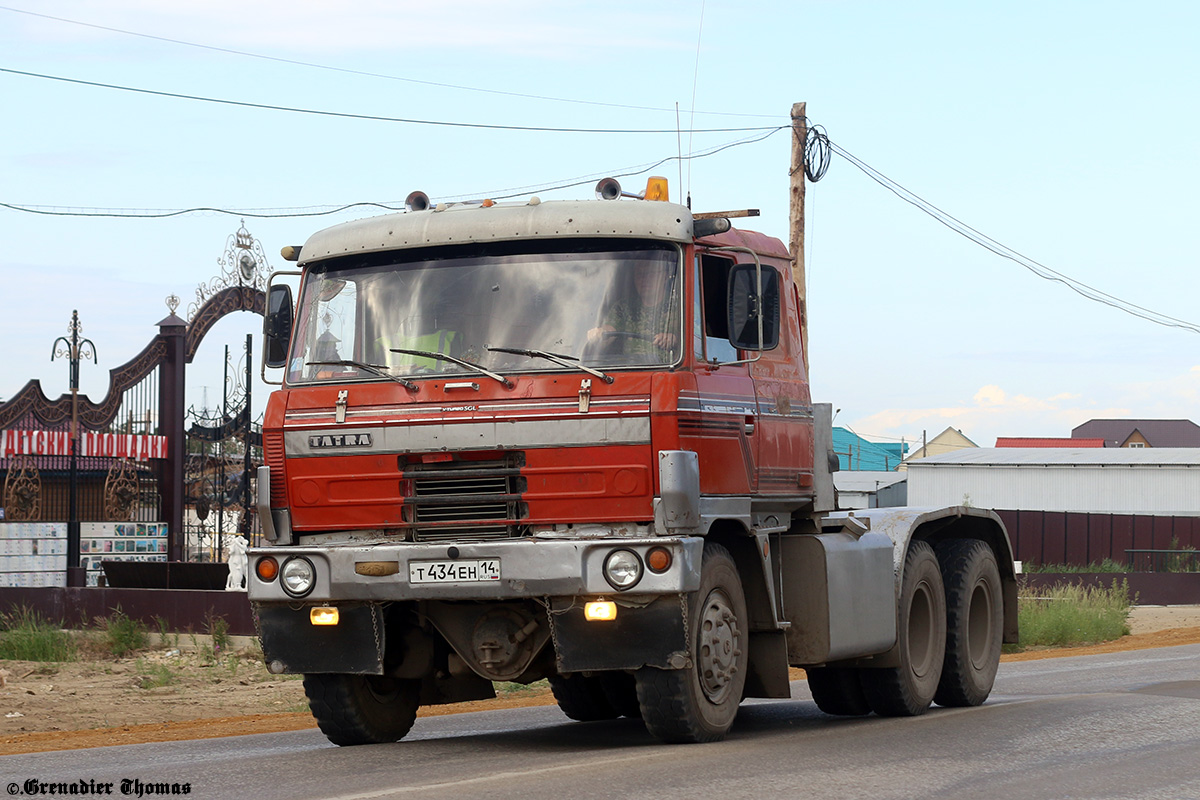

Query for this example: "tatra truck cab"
[251,178,1017,745]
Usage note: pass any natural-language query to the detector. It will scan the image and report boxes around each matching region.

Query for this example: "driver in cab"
[587,263,680,356]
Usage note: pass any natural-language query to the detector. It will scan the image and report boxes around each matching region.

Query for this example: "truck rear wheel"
[635,543,748,743]
[806,667,871,716]
[935,538,1003,707]
[860,540,946,716]
[303,673,420,746]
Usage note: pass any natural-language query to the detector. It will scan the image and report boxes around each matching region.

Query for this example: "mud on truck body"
[250,177,1018,745]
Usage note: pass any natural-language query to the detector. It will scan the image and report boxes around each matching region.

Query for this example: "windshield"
[287,242,683,384]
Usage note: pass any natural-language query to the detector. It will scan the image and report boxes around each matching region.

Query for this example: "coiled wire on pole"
[804,124,831,182]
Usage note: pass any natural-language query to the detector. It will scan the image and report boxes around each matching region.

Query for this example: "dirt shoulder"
[1,606,1197,757]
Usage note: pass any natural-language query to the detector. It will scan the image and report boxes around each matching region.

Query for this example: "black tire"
[599,671,642,719]
[807,667,871,716]
[303,673,420,746]
[635,543,748,743]
[548,673,619,722]
[935,539,1003,707]
[860,540,946,717]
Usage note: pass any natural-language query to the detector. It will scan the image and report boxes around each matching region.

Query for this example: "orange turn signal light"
[256,556,279,582]
[644,176,669,202]
[646,546,672,573]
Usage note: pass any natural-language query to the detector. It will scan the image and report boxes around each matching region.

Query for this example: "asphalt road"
[3,644,1198,800]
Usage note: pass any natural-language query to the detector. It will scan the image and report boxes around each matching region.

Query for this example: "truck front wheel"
[635,543,748,743]
[935,538,1003,707]
[860,540,946,716]
[303,673,420,746]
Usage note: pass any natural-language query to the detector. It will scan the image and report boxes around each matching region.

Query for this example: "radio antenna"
[676,102,685,207]
[686,0,706,210]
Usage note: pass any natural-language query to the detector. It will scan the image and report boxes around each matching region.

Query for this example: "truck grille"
[402,454,526,542]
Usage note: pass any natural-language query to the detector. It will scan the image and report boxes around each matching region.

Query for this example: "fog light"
[603,549,643,591]
[281,556,316,598]
[310,606,339,626]
[584,601,617,621]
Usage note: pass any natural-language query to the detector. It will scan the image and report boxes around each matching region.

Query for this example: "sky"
[2,0,1198,451]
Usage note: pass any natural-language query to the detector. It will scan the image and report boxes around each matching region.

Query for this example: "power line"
[0,200,404,220]
[0,67,783,135]
[828,141,1200,335]
[0,128,786,219]
[0,4,777,120]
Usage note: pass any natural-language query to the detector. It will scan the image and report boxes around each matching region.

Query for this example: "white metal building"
[833,471,907,509]
[906,448,1200,516]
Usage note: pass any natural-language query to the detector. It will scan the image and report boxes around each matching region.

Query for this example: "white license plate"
[409,559,501,584]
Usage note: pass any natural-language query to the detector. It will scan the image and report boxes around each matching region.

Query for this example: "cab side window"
[694,254,739,363]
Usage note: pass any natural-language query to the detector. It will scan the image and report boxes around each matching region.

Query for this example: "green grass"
[102,608,150,657]
[494,678,549,696]
[135,659,179,689]
[0,606,77,662]
[1022,559,1128,574]
[1016,579,1132,648]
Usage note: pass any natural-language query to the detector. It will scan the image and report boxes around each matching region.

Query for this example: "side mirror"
[263,284,294,369]
[727,264,779,351]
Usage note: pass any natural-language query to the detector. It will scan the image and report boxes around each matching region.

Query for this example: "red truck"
[250,176,1017,744]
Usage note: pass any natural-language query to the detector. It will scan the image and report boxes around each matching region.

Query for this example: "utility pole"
[789,102,808,367]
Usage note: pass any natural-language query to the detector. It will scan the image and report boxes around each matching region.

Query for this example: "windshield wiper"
[309,360,418,391]
[486,346,613,384]
[389,349,514,389]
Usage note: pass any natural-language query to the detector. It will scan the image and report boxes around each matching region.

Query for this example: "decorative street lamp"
[52,310,97,587]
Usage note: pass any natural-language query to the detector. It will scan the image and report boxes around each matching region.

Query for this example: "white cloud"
[855,365,1200,447]
[854,384,1134,447]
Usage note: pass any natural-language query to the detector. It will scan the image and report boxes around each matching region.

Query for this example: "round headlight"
[603,549,643,591]
[281,556,316,597]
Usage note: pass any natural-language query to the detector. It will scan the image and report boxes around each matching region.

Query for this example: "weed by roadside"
[135,659,178,690]
[198,613,232,665]
[154,616,180,650]
[99,608,150,658]
[0,607,76,662]
[1023,559,1128,574]
[1011,579,1132,650]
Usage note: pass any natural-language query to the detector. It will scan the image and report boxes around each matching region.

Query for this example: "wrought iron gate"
[184,337,264,562]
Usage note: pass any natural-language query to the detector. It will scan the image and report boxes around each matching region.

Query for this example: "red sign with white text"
[0,430,168,460]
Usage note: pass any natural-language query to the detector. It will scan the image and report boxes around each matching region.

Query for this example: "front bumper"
[248,535,704,602]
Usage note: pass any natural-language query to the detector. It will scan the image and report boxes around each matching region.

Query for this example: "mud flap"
[257,603,384,675]
[549,594,689,673]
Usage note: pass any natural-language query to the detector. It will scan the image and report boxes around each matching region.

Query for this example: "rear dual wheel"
[860,540,946,716]
[935,538,1003,707]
